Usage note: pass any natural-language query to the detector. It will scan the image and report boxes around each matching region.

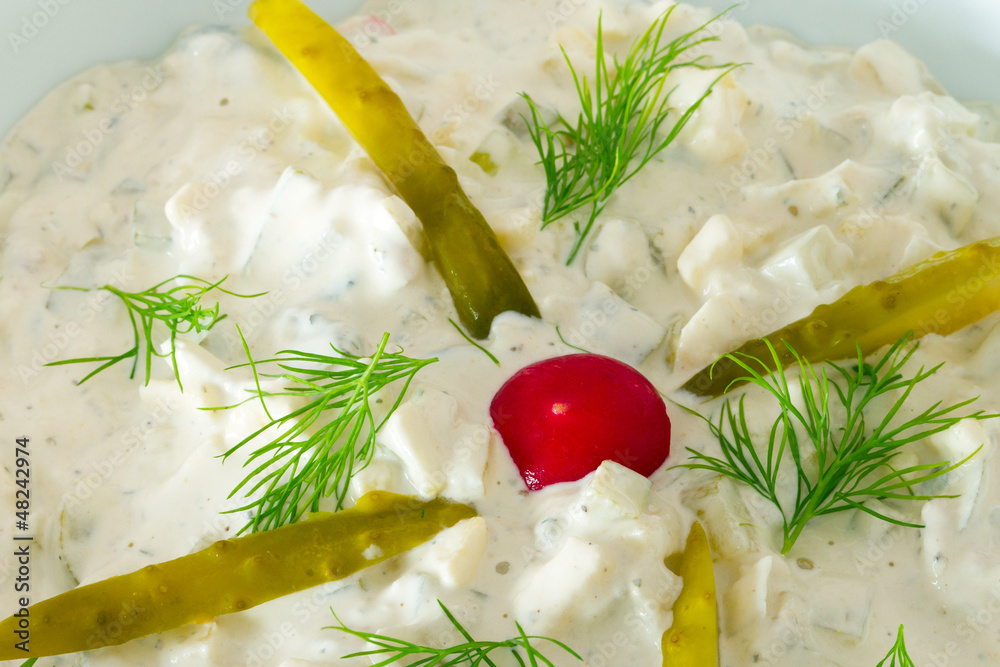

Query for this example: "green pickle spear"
[662,522,718,666]
[0,492,475,659]
[682,235,1000,397]
[249,0,539,339]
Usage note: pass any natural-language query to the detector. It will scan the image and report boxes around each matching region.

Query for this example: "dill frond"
[678,333,995,553]
[329,599,581,666]
[45,274,263,391]
[522,6,741,264]
[876,625,914,667]
[218,331,435,534]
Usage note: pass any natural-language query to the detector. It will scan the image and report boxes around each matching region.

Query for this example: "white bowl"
[2,0,1000,138]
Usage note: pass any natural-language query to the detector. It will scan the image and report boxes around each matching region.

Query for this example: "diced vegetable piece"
[0,492,475,659]
[662,522,718,666]
[512,536,619,634]
[249,0,539,339]
[682,235,1000,397]
[469,151,499,175]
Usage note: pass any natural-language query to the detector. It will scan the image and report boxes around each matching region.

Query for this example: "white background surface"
[2,0,999,137]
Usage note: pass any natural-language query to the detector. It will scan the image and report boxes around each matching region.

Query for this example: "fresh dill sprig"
[678,333,994,554]
[521,6,740,264]
[876,625,914,667]
[45,274,262,391]
[449,317,500,366]
[329,599,582,666]
[555,325,592,354]
[217,331,435,534]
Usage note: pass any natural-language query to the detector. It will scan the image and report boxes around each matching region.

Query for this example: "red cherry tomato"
[489,353,671,490]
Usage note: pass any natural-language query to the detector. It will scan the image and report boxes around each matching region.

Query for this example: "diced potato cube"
[882,93,979,157]
[726,556,790,633]
[629,557,682,635]
[348,450,411,499]
[842,214,935,280]
[577,460,652,522]
[379,403,448,497]
[513,536,618,634]
[850,39,940,97]
[928,419,990,467]
[914,155,979,235]
[677,214,744,294]
[921,419,990,531]
[808,577,873,639]
[558,282,666,366]
[683,477,762,560]
[671,69,750,165]
[899,233,943,267]
[584,218,652,290]
[760,225,854,292]
[469,129,517,175]
[674,294,751,376]
[409,517,488,589]
[379,387,489,503]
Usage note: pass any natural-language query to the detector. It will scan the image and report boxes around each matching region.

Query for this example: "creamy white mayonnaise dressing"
[2,1,1000,665]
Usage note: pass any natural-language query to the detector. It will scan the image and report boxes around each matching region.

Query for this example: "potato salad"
[2,0,1000,665]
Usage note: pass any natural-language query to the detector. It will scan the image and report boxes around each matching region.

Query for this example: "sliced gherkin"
[682,236,1000,398]
[249,0,539,339]
[662,521,718,666]
[0,492,475,659]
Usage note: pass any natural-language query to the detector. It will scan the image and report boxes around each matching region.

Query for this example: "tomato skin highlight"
[489,353,672,490]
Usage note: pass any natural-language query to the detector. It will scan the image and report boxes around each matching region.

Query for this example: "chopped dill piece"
[555,325,593,354]
[449,317,500,366]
